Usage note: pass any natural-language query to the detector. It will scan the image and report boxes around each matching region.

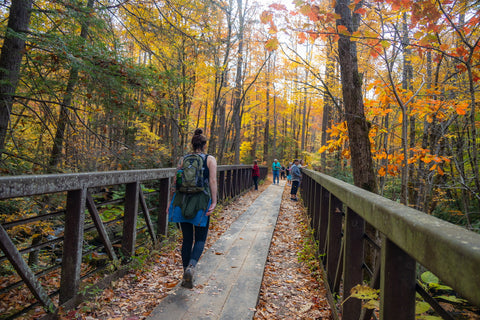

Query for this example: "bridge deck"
[147,180,285,320]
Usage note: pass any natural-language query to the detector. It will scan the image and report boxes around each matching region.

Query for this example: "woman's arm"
[207,156,218,216]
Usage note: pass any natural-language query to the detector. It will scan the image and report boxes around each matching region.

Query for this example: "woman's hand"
[206,202,216,216]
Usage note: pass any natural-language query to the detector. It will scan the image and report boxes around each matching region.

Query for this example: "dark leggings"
[180,218,210,270]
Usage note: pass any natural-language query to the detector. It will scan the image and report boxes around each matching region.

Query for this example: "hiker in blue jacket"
[272,159,281,184]
[168,128,217,288]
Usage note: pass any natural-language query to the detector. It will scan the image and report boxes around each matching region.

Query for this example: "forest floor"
[60,177,332,320]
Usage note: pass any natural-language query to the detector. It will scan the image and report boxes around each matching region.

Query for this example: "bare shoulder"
[207,155,217,167]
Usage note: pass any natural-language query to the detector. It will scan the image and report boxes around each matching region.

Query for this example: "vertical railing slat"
[157,178,169,237]
[342,207,365,319]
[326,194,343,289]
[122,182,140,257]
[60,188,87,304]
[218,170,225,201]
[380,237,416,320]
[318,187,330,254]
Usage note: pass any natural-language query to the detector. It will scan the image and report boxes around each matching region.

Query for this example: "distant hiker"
[280,165,286,180]
[272,159,281,184]
[168,128,218,288]
[252,160,260,190]
[286,163,292,186]
[290,159,301,201]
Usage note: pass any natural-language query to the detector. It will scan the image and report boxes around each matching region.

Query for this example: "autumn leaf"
[260,11,273,24]
[455,102,468,115]
[265,38,279,51]
[269,3,287,11]
[337,24,350,36]
[354,7,367,15]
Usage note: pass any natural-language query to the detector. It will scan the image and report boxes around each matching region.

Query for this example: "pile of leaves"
[253,185,332,319]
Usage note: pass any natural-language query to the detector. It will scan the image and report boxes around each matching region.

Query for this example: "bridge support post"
[326,195,342,289]
[218,171,225,201]
[380,237,416,320]
[60,188,87,304]
[319,187,329,254]
[122,182,140,257]
[226,170,232,199]
[157,178,169,237]
[311,178,320,234]
[342,208,364,320]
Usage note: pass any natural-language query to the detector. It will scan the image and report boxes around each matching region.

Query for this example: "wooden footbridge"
[0,166,479,319]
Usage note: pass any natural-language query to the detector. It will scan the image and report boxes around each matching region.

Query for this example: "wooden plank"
[318,187,330,254]
[326,195,342,289]
[226,170,232,199]
[342,208,364,320]
[139,188,157,244]
[312,183,321,239]
[157,178,169,237]
[59,188,87,304]
[86,192,117,261]
[380,237,416,320]
[218,171,225,201]
[0,224,55,311]
[122,182,140,257]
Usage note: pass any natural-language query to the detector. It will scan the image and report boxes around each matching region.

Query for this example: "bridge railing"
[301,169,480,320]
[0,165,267,319]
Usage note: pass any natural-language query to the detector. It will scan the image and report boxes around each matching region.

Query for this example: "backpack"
[176,154,208,194]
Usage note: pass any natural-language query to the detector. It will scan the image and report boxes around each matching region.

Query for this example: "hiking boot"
[181,265,195,289]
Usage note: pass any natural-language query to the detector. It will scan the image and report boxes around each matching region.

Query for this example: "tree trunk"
[48,0,95,171]
[232,0,244,164]
[263,56,270,162]
[335,0,377,193]
[0,0,33,154]
[321,51,334,171]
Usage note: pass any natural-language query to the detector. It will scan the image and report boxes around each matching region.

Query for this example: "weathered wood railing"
[0,165,267,319]
[301,169,480,320]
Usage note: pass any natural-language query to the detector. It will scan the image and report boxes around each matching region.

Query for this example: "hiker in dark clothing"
[168,128,217,288]
[252,160,260,190]
[290,159,301,201]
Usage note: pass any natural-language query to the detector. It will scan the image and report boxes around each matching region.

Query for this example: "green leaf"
[415,301,431,314]
[436,295,467,304]
[416,316,443,320]
[429,283,453,291]
[421,271,439,284]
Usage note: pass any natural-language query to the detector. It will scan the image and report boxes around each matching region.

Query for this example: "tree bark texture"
[335,0,377,193]
[0,0,33,153]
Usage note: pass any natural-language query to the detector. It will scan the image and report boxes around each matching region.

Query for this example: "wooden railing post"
[319,187,330,254]
[218,171,225,201]
[157,178,169,237]
[312,182,321,238]
[326,194,343,289]
[226,170,232,199]
[122,182,140,257]
[59,188,87,304]
[342,207,365,319]
[380,237,416,320]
